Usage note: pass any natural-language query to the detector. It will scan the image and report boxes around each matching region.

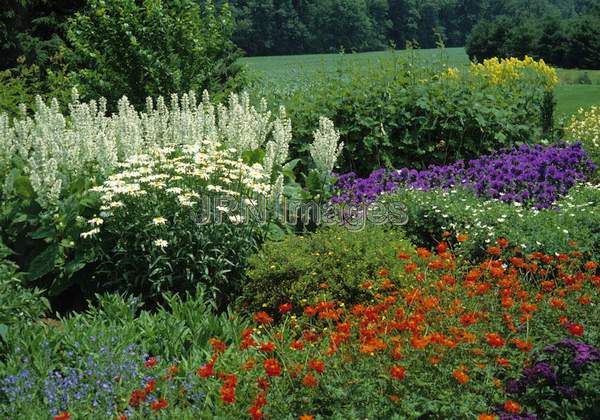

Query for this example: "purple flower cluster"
[544,339,600,367]
[506,339,600,400]
[332,143,596,209]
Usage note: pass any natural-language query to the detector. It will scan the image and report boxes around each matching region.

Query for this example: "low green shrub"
[241,225,414,313]
[0,243,49,342]
[268,53,557,176]
[382,184,600,261]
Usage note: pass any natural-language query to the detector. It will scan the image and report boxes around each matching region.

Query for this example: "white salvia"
[0,89,298,209]
[309,117,343,175]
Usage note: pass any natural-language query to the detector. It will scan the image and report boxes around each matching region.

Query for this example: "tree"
[67,0,245,108]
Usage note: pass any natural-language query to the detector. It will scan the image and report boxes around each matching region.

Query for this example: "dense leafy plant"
[241,225,414,313]
[276,54,557,176]
[0,289,248,418]
[66,0,245,109]
[84,144,272,306]
[333,143,595,209]
[381,184,600,261]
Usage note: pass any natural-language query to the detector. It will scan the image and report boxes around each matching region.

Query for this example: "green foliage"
[466,11,600,70]
[0,289,248,417]
[241,225,414,313]
[382,185,600,261]
[67,0,245,109]
[271,53,549,176]
[0,242,49,342]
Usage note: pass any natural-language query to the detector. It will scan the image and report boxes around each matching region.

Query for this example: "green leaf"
[13,175,34,199]
[28,243,59,281]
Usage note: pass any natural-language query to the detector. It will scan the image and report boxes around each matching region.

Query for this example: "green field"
[240,47,600,117]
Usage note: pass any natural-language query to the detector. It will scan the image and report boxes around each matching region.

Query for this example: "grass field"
[239,47,600,118]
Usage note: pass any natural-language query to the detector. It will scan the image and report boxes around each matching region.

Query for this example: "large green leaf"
[13,175,34,199]
[28,243,59,281]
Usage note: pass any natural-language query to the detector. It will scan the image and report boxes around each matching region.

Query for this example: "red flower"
[209,338,227,354]
[150,399,168,411]
[504,400,521,414]
[308,359,325,374]
[584,261,598,271]
[278,303,293,314]
[144,379,156,394]
[397,252,411,260]
[197,362,214,378]
[452,369,469,384]
[378,268,390,277]
[257,377,270,390]
[485,333,505,348]
[144,356,157,369]
[568,323,584,336]
[248,405,264,420]
[259,342,276,352]
[253,311,273,325]
[303,306,317,317]
[290,340,304,351]
[264,358,282,377]
[302,373,319,387]
[54,413,71,420]
[390,365,406,380]
[220,385,235,404]
[129,389,147,407]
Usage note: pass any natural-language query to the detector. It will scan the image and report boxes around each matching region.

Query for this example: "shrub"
[277,53,557,176]
[565,106,600,169]
[332,143,596,209]
[85,144,273,306]
[241,225,414,313]
[66,0,245,109]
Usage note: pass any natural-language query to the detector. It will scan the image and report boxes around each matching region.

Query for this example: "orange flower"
[478,415,497,420]
[220,385,235,404]
[452,369,469,384]
[578,295,592,305]
[278,303,292,314]
[485,333,505,348]
[290,340,304,351]
[504,400,521,414]
[209,338,227,354]
[319,282,330,289]
[253,311,273,325]
[487,246,502,256]
[264,358,282,377]
[259,342,276,352]
[397,252,411,260]
[150,399,168,411]
[496,238,509,248]
[496,357,510,367]
[300,415,314,420]
[457,233,469,242]
[197,362,214,378]
[584,261,598,271]
[390,365,406,380]
[248,406,264,420]
[54,413,71,420]
[404,262,417,273]
[309,359,325,374]
[303,306,317,317]
[416,247,432,259]
[569,323,584,336]
[302,373,319,387]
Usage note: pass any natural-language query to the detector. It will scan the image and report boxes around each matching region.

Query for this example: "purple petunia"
[332,143,596,209]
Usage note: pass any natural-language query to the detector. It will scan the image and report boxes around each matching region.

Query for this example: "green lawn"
[239,48,600,118]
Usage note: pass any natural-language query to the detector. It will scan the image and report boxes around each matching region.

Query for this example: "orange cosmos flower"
[584,261,598,271]
[253,311,273,325]
[569,323,584,336]
[299,415,314,420]
[264,358,282,377]
[309,359,325,374]
[457,233,469,242]
[452,369,469,384]
[485,333,505,348]
[496,238,509,248]
[404,262,418,273]
[220,385,235,404]
[278,303,292,314]
[303,306,317,317]
[504,400,521,414]
[302,373,319,388]
[397,251,411,260]
[150,399,168,411]
[478,415,497,420]
[487,246,502,256]
[416,247,431,259]
[390,365,406,380]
